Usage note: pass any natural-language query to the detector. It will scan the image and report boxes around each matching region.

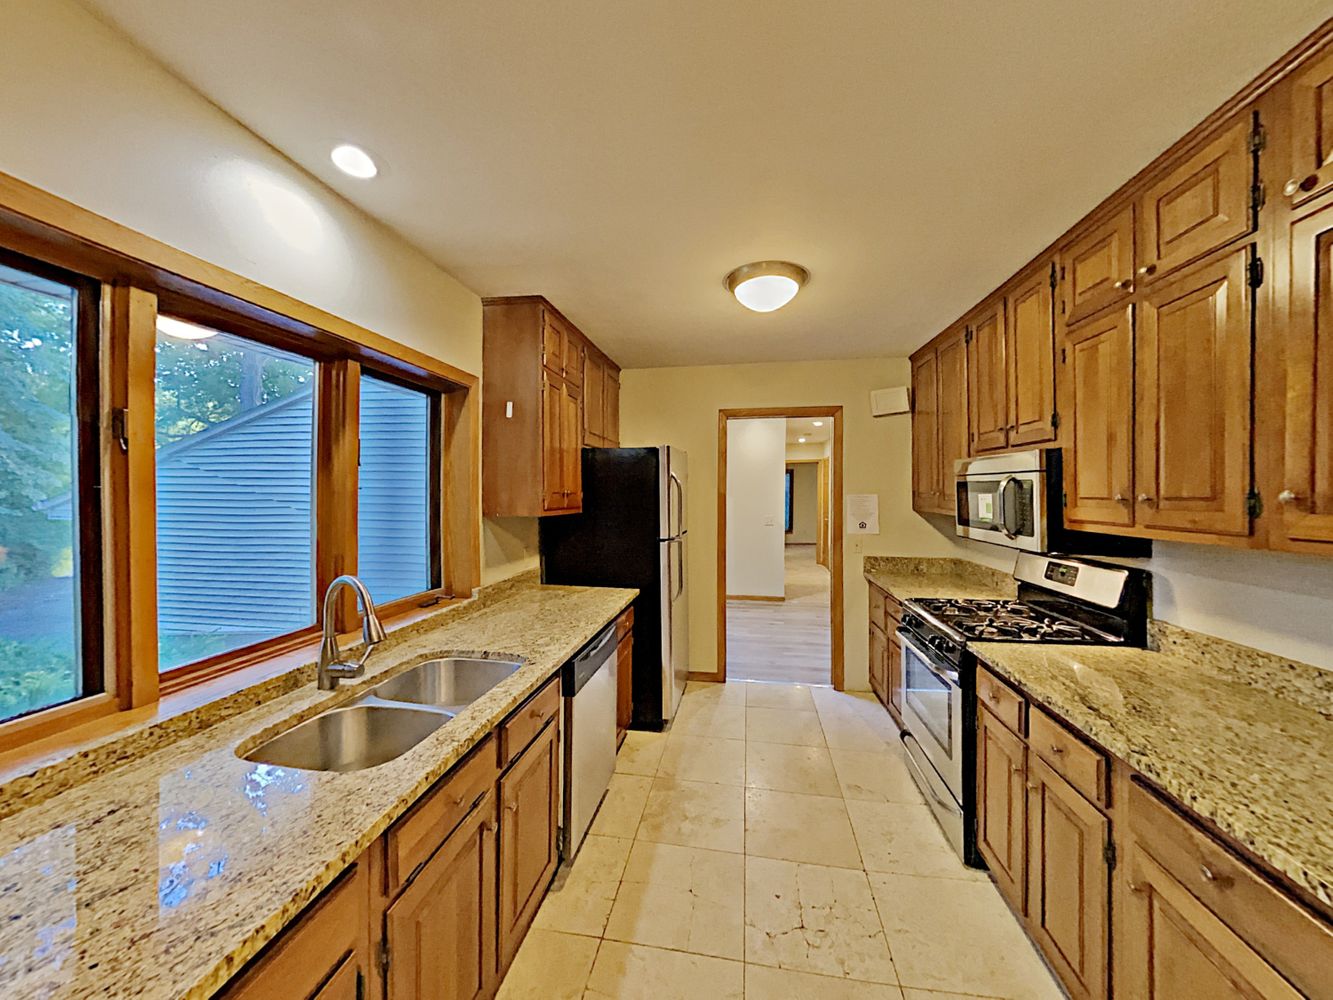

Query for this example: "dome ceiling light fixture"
[724,260,809,313]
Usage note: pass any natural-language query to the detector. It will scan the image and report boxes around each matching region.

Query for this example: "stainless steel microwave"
[954,449,1151,557]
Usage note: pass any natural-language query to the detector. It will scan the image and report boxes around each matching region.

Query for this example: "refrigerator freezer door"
[659,446,688,540]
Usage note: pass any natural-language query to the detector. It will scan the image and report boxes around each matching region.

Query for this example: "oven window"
[903,645,954,756]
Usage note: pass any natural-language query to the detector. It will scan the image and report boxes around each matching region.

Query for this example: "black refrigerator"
[539,446,688,729]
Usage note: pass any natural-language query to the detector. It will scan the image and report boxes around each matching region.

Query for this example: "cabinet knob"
[1284,173,1319,197]
[1048,744,1065,755]
[1113,278,1134,291]
[1113,493,1130,505]
[988,690,1001,703]
[1199,864,1232,888]
[1026,781,1040,792]
[1277,489,1299,505]
[1137,264,1156,277]
[1128,881,1146,895]
[1137,494,1155,505]
[505,801,519,814]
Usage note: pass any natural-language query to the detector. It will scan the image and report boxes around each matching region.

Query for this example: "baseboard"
[726,594,786,602]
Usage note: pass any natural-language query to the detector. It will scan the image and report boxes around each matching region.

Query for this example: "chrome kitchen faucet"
[316,575,388,690]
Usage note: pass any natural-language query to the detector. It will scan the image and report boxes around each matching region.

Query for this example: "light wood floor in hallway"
[727,544,831,686]
[496,681,1063,999]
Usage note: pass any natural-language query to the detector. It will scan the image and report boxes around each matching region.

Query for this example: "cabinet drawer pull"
[1199,864,1232,888]
[1113,278,1134,291]
[1049,744,1065,755]
[987,690,1001,703]
[1285,173,1319,197]
[1137,264,1156,277]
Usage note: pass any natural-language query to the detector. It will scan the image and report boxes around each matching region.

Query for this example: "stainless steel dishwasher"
[562,623,618,858]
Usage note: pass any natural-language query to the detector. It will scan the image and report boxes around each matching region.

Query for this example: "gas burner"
[908,598,1114,644]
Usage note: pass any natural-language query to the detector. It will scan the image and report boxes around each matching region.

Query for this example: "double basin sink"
[243,657,522,773]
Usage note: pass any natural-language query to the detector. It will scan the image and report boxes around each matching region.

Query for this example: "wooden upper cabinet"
[1137,117,1254,282]
[1064,307,1135,529]
[911,347,941,512]
[1025,756,1110,1000]
[1062,208,1135,326]
[604,368,621,444]
[976,704,1027,916]
[1006,264,1057,447]
[936,326,968,500]
[1285,47,1333,208]
[1279,199,1333,547]
[582,351,622,448]
[1135,250,1252,536]
[967,299,1009,453]
[483,297,618,516]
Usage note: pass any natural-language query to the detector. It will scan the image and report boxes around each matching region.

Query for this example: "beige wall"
[0,0,533,588]
[726,419,786,597]
[786,462,819,544]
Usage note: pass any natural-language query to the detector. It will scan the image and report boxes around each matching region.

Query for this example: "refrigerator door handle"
[668,471,684,537]
[672,536,686,600]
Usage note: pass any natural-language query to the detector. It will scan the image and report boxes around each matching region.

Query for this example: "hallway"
[495,680,1062,999]
[727,544,832,686]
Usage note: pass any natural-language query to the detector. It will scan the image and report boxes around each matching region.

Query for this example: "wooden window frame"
[0,168,481,732]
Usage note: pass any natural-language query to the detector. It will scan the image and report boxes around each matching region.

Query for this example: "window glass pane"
[155,317,315,672]
[0,262,87,721]
[357,375,431,604]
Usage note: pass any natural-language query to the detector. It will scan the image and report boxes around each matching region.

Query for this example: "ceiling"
[81,1,1329,368]
[786,417,830,446]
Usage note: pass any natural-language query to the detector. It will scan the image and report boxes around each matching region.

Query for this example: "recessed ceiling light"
[725,261,809,313]
[798,436,807,443]
[156,315,217,341]
[812,420,824,427]
[331,143,378,179]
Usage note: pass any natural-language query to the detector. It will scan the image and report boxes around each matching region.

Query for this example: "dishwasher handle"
[564,623,618,696]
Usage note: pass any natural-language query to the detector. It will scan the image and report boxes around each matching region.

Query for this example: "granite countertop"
[971,641,1333,913]
[863,555,1018,602]
[0,578,636,1000]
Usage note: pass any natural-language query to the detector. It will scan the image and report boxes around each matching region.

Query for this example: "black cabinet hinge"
[1250,180,1266,218]
[1249,120,1267,155]
[1060,346,1067,365]
[1248,255,1264,289]
[1246,489,1263,520]
[379,939,391,980]
[1048,261,1058,292]
[964,328,973,345]
[1104,837,1117,872]
[1051,410,1061,431]
[356,969,365,1000]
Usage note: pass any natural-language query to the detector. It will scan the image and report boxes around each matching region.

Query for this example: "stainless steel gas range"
[894,553,1150,865]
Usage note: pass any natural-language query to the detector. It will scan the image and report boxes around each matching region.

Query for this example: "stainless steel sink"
[243,704,450,772]
[368,657,522,711]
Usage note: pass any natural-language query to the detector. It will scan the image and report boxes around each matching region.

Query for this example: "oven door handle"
[901,733,962,816]
[897,631,960,687]
[997,475,1020,539]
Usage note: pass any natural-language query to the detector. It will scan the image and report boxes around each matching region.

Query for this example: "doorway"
[715,407,844,689]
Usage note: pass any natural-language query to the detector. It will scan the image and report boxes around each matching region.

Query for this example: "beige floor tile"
[672,699,747,739]
[585,940,744,1000]
[869,873,1064,999]
[615,730,668,776]
[590,773,652,838]
[637,777,746,852]
[900,991,1000,999]
[495,928,598,1000]
[747,705,827,746]
[746,681,818,710]
[745,788,863,868]
[604,841,745,959]
[830,748,923,804]
[746,965,906,999]
[745,742,841,796]
[818,710,894,751]
[532,834,633,937]
[745,857,898,984]
[685,680,748,707]
[657,734,746,784]
[848,800,984,880]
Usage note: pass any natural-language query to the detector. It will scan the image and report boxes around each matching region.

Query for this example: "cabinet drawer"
[868,586,887,633]
[882,590,902,626]
[976,667,1025,735]
[1029,706,1107,806]
[614,605,634,642]
[501,675,561,767]
[1128,780,1332,999]
[385,736,498,896]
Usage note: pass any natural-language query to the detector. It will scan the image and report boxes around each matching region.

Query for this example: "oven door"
[897,631,964,798]
[955,470,1044,552]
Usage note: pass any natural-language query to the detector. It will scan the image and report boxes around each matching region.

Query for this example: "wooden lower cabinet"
[498,719,560,969]
[976,703,1027,914]
[1026,755,1110,1000]
[386,793,499,1000]
[615,631,633,746]
[868,622,888,706]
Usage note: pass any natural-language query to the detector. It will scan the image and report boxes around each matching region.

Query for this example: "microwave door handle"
[997,475,1020,539]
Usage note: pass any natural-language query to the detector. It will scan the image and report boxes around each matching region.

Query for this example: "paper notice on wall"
[846,494,880,534]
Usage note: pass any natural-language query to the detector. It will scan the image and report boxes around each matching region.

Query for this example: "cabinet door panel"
[585,355,606,443]
[540,379,565,512]
[604,369,621,445]
[498,721,560,968]
[541,312,564,375]
[560,382,582,508]
[1138,118,1252,279]
[976,706,1026,915]
[1007,266,1057,446]
[967,300,1009,452]
[1136,250,1252,535]
[616,634,633,744]
[1026,757,1109,1000]
[1286,48,1333,208]
[386,797,497,1000]
[936,328,968,513]
[911,350,940,512]
[1064,308,1135,528]
[564,332,584,388]
[1063,209,1135,325]
[1280,200,1333,544]
[868,624,887,705]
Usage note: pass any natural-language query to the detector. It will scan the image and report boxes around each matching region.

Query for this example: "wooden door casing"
[967,299,1009,453]
[976,705,1027,915]
[1280,199,1333,545]
[1063,208,1136,326]
[1064,307,1136,528]
[1285,47,1333,209]
[1006,265,1058,447]
[1137,117,1254,282]
[498,720,560,969]
[1135,249,1252,536]
[911,349,941,512]
[1026,756,1110,1000]
[385,795,498,1000]
[936,326,968,512]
